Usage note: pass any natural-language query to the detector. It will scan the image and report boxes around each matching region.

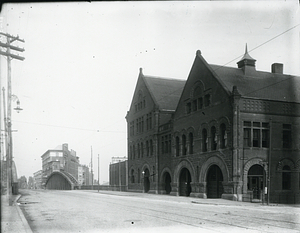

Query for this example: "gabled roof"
[143,75,186,111]
[210,64,300,103]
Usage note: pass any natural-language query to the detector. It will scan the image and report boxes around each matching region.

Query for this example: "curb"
[14,194,33,233]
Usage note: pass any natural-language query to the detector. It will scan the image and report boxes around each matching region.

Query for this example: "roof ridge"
[144,75,186,82]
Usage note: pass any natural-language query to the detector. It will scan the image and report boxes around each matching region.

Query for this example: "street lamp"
[13,98,22,113]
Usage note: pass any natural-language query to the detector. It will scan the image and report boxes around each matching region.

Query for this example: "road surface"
[17,189,299,233]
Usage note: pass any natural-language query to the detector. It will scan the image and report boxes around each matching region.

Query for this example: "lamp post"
[0,32,25,206]
[142,170,145,192]
[2,88,22,206]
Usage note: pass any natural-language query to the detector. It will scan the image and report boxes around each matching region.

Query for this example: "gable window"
[282,165,291,190]
[192,99,197,112]
[198,97,203,109]
[186,102,191,114]
[204,94,211,107]
[283,124,292,149]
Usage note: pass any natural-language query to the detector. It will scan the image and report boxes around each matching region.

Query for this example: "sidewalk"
[79,189,300,208]
[1,194,32,233]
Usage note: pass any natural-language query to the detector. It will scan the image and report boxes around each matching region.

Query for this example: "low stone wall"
[77,185,127,191]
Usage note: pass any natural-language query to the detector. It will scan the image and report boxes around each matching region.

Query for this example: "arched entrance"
[207,165,223,198]
[143,168,150,193]
[163,172,172,194]
[248,164,264,200]
[179,168,191,196]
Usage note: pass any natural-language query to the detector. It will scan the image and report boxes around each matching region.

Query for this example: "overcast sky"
[0,1,299,183]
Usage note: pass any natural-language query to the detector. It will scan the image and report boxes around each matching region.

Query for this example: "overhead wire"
[153,23,300,103]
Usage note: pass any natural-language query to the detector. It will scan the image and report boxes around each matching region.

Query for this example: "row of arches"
[130,157,284,200]
[174,121,230,157]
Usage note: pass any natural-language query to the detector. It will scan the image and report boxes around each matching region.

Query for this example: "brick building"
[126,47,300,204]
[109,157,128,191]
[41,143,80,189]
[33,170,42,189]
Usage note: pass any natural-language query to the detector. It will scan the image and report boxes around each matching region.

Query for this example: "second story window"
[202,129,208,152]
[243,121,269,148]
[182,134,187,155]
[220,123,227,149]
[189,132,193,154]
[283,124,292,149]
[175,136,180,157]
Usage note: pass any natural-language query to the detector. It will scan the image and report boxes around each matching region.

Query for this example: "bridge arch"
[45,171,78,190]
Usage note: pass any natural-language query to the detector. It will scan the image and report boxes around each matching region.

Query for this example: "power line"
[12,120,126,133]
[212,24,300,72]
[153,23,300,103]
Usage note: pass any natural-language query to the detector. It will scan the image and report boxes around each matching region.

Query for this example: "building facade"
[109,157,128,191]
[126,47,300,204]
[41,143,81,189]
[33,170,42,189]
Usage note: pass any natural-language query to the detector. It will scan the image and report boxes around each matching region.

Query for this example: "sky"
[0,1,299,183]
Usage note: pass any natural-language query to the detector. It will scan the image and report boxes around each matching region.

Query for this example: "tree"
[18,176,27,189]
[28,176,34,189]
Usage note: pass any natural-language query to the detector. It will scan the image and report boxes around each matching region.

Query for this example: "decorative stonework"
[276,158,296,171]
[242,99,270,113]
[173,159,196,184]
[283,103,295,115]
[199,155,229,183]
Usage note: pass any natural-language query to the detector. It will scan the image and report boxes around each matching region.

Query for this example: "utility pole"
[91,146,93,190]
[0,32,25,206]
[98,154,99,192]
[267,119,272,205]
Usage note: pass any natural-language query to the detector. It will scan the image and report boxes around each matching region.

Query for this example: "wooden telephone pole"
[0,32,25,206]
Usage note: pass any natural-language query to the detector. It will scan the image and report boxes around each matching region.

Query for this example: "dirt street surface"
[18,189,299,233]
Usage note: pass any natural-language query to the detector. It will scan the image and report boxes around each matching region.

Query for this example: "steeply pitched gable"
[143,75,185,111]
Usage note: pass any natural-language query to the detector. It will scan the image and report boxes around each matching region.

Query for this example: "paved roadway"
[18,189,299,233]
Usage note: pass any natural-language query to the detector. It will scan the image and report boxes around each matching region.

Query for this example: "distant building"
[41,143,80,190]
[109,157,128,191]
[126,47,300,204]
[78,164,91,185]
[33,170,42,189]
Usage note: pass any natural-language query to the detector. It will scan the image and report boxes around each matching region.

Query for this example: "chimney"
[271,63,283,74]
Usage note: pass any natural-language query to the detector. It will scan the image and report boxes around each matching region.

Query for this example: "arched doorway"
[207,165,223,198]
[163,172,172,194]
[179,168,191,196]
[143,168,150,193]
[248,164,264,200]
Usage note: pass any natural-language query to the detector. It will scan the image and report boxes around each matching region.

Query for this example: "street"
[17,189,299,233]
